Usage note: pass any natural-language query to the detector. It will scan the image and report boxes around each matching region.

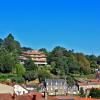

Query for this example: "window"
[56,82,57,85]
[51,82,52,86]
[55,87,58,90]
[17,91,21,95]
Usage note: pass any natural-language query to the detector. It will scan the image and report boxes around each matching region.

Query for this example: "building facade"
[77,79,100,92]
[67,85,79,94]
[20,50,47,65]
[45,79,67,96]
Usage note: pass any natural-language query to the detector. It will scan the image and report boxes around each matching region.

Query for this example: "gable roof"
[46,79,67,86]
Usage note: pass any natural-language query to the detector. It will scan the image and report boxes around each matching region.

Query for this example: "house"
[20,50,47,66]
[45,79,67,96]
[67,85,79,94]
[14,84,29,95]
[77,79,100,92]
[0,83,14,95]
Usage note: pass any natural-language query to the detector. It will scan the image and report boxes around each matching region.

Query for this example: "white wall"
[14,85,28,95]
[0,83,14,95]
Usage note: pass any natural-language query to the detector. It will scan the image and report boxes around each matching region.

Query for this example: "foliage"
[76,53,91,74]
[0,34,98,83]
[3,34,21,53]
[0,50,15,73]
[38,69,52,82]
[79,87,85,97]
[66,75,75,87]
[15,64,26,76]
[24,60,37,71]
[89,88,100,98]
[48,46,88,76]
[11,77,25,83]
[24,70,38,81]
[0,34,21,73]
[21,47,33,51]
[86,55,98,69]
[0,38,3,47]
[39,48,48,55]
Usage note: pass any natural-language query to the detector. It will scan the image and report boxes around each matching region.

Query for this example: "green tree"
[67,76,75,87]
[76,53,91,74]
[0,38,3,47]
[3,33,21,53]
[47,46,68,64]
[86,55,98,69]
[24,70,38,81]
[21,47,33,51]
[79,87,85,97]
[0,50,15,73]
[38,69,52,82]
[39,48,48,55]
[15,64,26,76]
[89,88,100,98]
[24,60,37,71]
[68,55,80,74]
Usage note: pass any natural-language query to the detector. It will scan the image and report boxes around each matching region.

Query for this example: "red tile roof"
[81,98,100,100]
[0,94,13,100]
[15,94,32,100]
[78,79,100,86]
[0,92,100,100]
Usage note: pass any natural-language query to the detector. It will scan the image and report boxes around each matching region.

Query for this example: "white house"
[14,85,29,95]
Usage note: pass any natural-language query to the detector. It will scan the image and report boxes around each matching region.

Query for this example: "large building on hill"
[20,50,47,66]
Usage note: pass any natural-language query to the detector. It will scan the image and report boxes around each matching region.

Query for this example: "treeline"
[47,46,99,75]
[0,34,100,83]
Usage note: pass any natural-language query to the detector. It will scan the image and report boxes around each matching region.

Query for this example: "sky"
[0,0,100,55]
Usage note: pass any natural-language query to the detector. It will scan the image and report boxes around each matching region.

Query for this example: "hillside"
[0,34,99,85]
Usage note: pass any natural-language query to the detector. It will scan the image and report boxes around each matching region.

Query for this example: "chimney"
[32,95,36,100]
[12,93,17,99]
[44,92,48,100]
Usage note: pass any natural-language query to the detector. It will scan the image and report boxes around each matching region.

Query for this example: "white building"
[14,85,29,95]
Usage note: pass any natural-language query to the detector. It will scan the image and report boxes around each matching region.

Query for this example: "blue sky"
[0,0,100,55]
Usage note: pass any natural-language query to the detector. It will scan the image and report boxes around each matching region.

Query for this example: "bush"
[38,70,52,82]
[89,88,100,98]
[0,66,12,73]
[23,71,38,81]
[11,77,25,83]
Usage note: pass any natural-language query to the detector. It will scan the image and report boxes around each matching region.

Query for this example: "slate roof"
[46,79,67,86]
